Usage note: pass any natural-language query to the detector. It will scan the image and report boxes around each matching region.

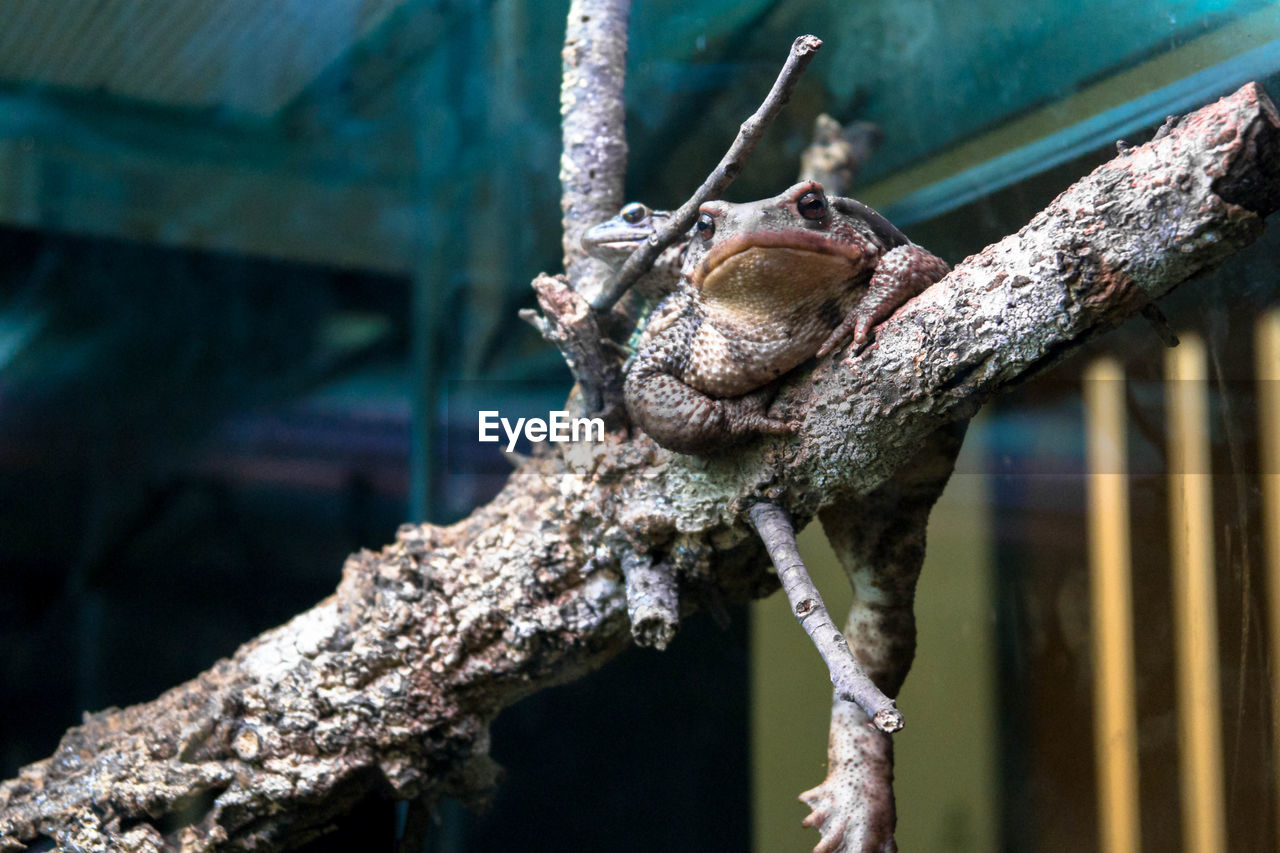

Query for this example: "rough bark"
[552,0,632,417]
[798,115,883,196]
[2,83,1278,853]
[519,273,626,424]
[559,0,630,296]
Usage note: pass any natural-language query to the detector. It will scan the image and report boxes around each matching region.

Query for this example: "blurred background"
[1,1,1278,851]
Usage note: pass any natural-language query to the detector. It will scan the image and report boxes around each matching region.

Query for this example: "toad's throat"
[693,238,863,297]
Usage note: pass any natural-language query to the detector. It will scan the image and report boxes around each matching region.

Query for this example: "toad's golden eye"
[797,190,827,220]
[695,212,716,240]
[621,202,649,224]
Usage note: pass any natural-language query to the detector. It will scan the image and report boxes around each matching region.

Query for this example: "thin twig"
[749,502,904,733]
[591,34,823,311]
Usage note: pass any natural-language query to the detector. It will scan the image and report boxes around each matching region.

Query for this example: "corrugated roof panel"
[0,0,409,117]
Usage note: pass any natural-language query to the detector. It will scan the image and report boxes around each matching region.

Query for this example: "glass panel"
[1,2,1277,851]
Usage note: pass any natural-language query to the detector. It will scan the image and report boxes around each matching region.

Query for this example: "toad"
[582,202,687,339]
[623,180,949,454]
[581,201,685,296]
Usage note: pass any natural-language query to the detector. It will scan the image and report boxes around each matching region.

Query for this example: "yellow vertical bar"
[1166,334,1226,853]
[1255,310,1280,853]
[1084,357,1142,853]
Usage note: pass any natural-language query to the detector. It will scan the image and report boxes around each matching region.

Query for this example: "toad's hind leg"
[816,244,951,358]
[624,369,792,455]
[799,420,968,853]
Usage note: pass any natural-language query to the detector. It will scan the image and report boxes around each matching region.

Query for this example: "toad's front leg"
[624,360,792,455]
[817,244,951,359]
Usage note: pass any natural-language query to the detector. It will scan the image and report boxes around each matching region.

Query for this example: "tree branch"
[544,0,633,416]
[2,83,1277,853]
[560,0,630,295]
[799,115,882,196]
[619,551,681,650]
[750,502,902,732]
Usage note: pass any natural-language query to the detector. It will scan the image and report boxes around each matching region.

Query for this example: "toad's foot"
[799,699,897,853]
[725,385,795,436]
[816,244,951,360]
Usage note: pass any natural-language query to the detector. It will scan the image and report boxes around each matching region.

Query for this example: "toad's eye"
[797,190,827,220]
[621,202,649,224]
[695,212,716,240]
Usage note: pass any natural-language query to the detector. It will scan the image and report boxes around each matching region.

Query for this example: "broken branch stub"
[520,273,625,425]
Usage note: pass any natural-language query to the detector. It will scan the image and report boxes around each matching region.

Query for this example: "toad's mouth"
[693,232,865,292]
[595,240,640,251]
[584,228,649,252]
